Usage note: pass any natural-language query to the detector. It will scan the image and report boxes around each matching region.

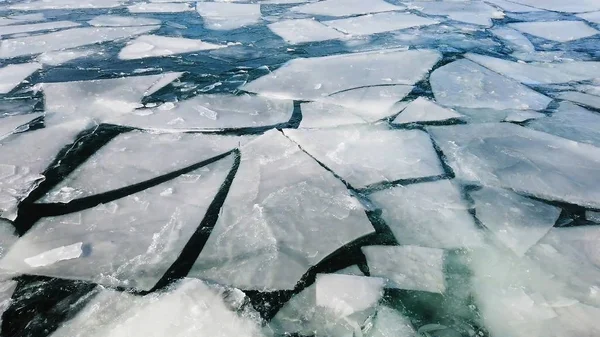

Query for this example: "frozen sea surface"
[0,0,599,336]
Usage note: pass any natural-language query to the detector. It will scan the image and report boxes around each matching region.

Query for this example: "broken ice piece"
[128,2,193,13]
[298,101,367,128]
[362,245,446,293]
[485,0,542,12]
[587,211,600,223]
[0,63,41,94]
[505,0,600,13]
[366,306,415,337]
[509,21,599,42]
[36,49,95,66]
[118,35,225,60]
[392,97,462,124]
[556,91,600,110]
[196,3,262,31]
[0,113,42,140]
[284,125,444,188]
[368,180,484,249]
[323,12,438,36]
[0,21,80,37]
[578,11,600,24]
[471,187,561,256]
[503,110,545,122]
[88,15,161,27]
[291,0,403,17]
[409,1,501,27]
[267,19,346,45]
[490,26,534,53]
[9,0,124,10]
[24,242,83,267]
[0,280,17,326]
[316,274,385,317]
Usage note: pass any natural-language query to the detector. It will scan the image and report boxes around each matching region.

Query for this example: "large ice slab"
[316,274,384,317]
[43,72,182,125]
[50,279,264,337]
[291,0,403,17]
[0,26,159,58]
[190,130,374,290]
[323,12,438,36]
[284,125,444,188]
[0,152,235,290]
[196,3,262,30]
[527,101,600,147]
[0,13,45,26]
[0,63,41,94]
[362,245,446,293]
[242,49,440,101]
[36,49,96,66]
[267,19,346,44]
[485,0,542,12]
[465,53,600,85]
[509,21,599,42]
[578,11,600,24]
[88,15,161,27]
[556,91,600,110]
[368,180,484,249]
[128,2,193,13]
[110,93,293,132]
[507,0,600,13]
[410,1,502,26]
[430,59,552,110]
[0,21,80,37]
[428,123,600,208]
[9,0,124,10]
[298,102,367,128]
[119,35,224,60]
[471,187,560,256]
[490,26,534,53]
[392,97,463,124]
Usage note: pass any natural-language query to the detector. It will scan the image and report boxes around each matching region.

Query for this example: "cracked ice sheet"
[128,2,193,13]
[0,21,80,37]
[428,123,600,209]
[471,187,560,256]
[189,130,374,291]
[0,113,42,140]
[465,53,600,85]
[284,125,444,189]
[508,0,600,13]
[316,274,384,317]
[392,97,463,124]
[0,154,235,290]
[42,72,182,125]
[527,101,600,147]
[110,94,293,132]
[196,3,262,31]
[242,49,440,101]
[88,15,161,27]
[578,11,600,24]
[587,211,600,223]
[369,180,484,249]
[291,0,404,17]
[362,245,445,293]
[50,279,265,337]
[367,306,415,337]
[298,102,367,128]
[0,119,91,220]
[490,27,534,53]
[0,25,159,59]
[430,59,551,110]
[0,13,45,26]
[323,12,439,36]
[119,35,225,60]
[41,131,249,202]
[267,19,346,45]
[9,0,124,10]
[557,91,600,110]
[408,1,503,27]
[0,63,41,94]
[485,0,543,12]
[509,21,599,42]
[36,49,96,66]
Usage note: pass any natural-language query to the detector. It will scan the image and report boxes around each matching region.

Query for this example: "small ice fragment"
[367,306,415,337]
[0,21,80,37]
[587,211,600,223]
[316,274,385,317]
[119,35,225,60]
[0,63,42,94]
[24,242,83,267]
[196,3,262,31]
[557,91,600,110]
[267,19,346,45]
[393,97,463,124]
[36,49,95,66]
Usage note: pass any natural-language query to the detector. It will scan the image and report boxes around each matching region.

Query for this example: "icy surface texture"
[0,63,41,94]
[290,0,403,17]
[392,97,462,124]
[196,3,262,30]
[323,12,439,36]
[119,35,224,60]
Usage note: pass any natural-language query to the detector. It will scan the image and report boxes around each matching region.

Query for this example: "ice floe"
[88,15,161,27]
[556,91,600,110]
[242,49,440,101]
[36,49,96,66]
[298,102,367,128]
[128,2,193,13]
[291,0,403,17]
[409,1,503,27]
[0,21,80,37]
[0,113,42,140]
[119,35,225,60]
[362,245,446,293]
[8,0,124,10]
[368,180,484,249]
[0,63,41,94]
[196,3,262,30]
[284,125,444,188]
[577,11,600,24]
[509,21,599,42]
[507,0,600,13]
[490,26,535,52]
[430,59,552,110]
[366,306,415,337]
[323,12,439,36]
[267,19,346,44]
[485,0,543,12]
[392,97,463,124]
[316,274,384,317]
[429,123,600,208]
[190,130,374,290]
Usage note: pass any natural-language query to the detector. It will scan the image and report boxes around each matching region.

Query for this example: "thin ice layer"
[0,21,80,36]
[119,35,224,60]
[196,3,262,30]
[323,12,438,36]
[490,27,534,53]
[471,187,561,256]
[362,245,446,293]
[0,63,41,94]
[428,123,600,208]
[41,131,247,202]
[110,93,293,131]
[267,19,346,44]
[128,2,193,13]
[42,72,182,125]
[409,1,502,26]
[50,279,265,337]
[0,119,91,220]
[0,154,234,290]
[291,0,403,17]
[509,21,599,42]
[316,274,384,317]
[392,97,462,124]
[368,180,484,249]
[465,53,600,84]
[242,49,440,101]
[190,130,374,290]
[284,126,444,188]
[430,59,551,110]
[88,15,161,27]
[557,91,600,110]
[527,101,600,147]
[0,25,159,58]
